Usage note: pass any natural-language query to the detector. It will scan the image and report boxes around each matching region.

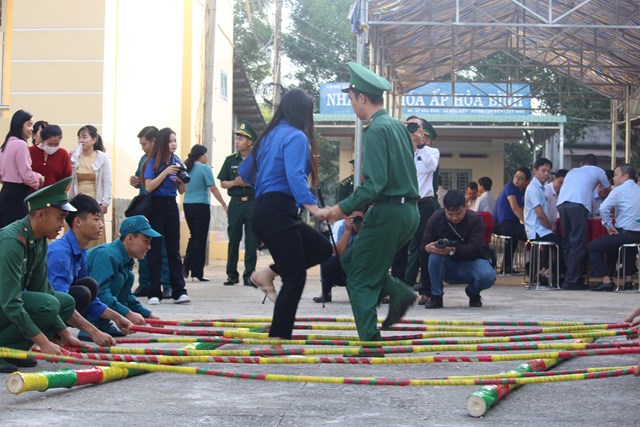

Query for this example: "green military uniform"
[0,178,76,358]
[218,121,258,285]
[339,63,420,342]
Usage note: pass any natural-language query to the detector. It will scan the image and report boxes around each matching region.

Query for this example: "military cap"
[234,120,257,141]
[120,215,162,238]
[341,61,391,96]
[423,120,437,140]
[24,176,76,212]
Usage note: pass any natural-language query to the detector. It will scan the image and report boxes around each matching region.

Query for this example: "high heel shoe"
[193,276,210,282]
[250,272,278,303]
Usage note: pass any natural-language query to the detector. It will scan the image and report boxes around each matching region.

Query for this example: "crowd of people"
[2,62,640,372]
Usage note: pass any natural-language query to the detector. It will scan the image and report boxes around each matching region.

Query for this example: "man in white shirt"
[557,154,610,290]
[588,164,640,292]
[543,169,567,225]
[392,116,440,304]
[475,177,496,213]
[466,182,479,211]
[524,158,564,283]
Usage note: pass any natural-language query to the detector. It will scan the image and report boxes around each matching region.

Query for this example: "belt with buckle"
[374,196,418,205]
[231,195,255,202]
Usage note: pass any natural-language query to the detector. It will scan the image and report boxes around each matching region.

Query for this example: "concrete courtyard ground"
[2,256,640,427]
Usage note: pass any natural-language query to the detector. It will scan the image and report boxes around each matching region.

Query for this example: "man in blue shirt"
[86,215,161,336]
[48,194,134,343]
[494,166,531,274]
[557,154,610,290]
[524,158,564,284]
[313,209,365,303]
[588,164,640,291]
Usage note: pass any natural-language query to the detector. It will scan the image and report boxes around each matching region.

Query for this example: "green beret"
[24,176,76,212]
[423,121,437,140]
[341,61,391,96]
[234,120,257,141]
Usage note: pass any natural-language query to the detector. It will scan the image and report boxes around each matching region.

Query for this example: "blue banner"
[319,82,531,115]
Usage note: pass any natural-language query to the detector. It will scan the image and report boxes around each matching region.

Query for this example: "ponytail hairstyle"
[185,144,208,172]
[252,88,319,187]
[2,109,33,151]
[77,125,106,152]
[32,120,49,145]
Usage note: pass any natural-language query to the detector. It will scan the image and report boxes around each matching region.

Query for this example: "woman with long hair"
[239,88,332,346]
[69,125,111,246]
[29,124,72,189]
[183,144,227,281]
[143,127,191,305]
[0,109,44,227]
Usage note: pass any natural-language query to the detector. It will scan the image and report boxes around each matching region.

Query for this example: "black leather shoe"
[591,282,615,292]
[133,286,149,297]
[244,279,257,288]
[0,360,18,374]
[465,286,482,307]
[223,278,239,286]
[382,292,416,328]
[194,277,210,282]
[424,296,443,309]
[624,281,634,291]
[313,294,332,303]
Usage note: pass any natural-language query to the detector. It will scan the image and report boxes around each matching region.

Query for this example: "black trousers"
[391,197,437,290]
[0,182,29,228]
[320,255,347,296]
[558,202,588,287]
[496,220,527,273]
[252,192,332,339]
[68,277,99,316]
[183,203,211,278]
[588,230,640,277]
[148,196,187,300]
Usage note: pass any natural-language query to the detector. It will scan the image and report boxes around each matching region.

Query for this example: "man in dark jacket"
[422,190,496,309]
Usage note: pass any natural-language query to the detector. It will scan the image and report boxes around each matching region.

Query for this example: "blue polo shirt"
[239,120,316,207]
[143,154,185,197]
[184,162,215,204]
[494,181,523,224]
[47,231,108,321]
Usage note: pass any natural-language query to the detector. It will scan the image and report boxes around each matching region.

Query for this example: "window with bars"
[439,169,472,191]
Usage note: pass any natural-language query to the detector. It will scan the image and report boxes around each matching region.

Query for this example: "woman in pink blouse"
[0,110,44,228]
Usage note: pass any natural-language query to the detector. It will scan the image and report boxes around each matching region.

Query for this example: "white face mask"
[42,144,59,155]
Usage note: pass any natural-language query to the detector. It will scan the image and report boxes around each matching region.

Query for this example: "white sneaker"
[174,294,191,304]
[148,297,160,305]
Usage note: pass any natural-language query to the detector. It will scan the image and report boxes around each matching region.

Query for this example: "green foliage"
[233,0,273,94]
[283,0,356,104]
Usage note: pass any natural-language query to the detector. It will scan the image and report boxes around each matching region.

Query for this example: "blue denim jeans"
[428,254,496,297]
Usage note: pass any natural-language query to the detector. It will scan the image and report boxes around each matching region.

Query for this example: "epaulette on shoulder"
[16,226,29,245]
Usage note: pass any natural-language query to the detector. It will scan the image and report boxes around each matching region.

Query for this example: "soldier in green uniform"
[0,177,86,373]
[218,121,258,287]
[336,160,355,202]
[321,62,420,342]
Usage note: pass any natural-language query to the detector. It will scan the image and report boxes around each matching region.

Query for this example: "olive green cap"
[341,61,391,96]
[423,121,438,140]
[24,176,76,212]
[234,120,257,141]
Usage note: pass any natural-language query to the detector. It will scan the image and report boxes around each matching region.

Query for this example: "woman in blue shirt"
[239,88,332,344]
[183,144,227,282]
[143,127,191,305]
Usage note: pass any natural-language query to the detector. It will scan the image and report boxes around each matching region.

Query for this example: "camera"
[176,164,191,183]
[352,215,364,227]
[435,238,457,249]
[405,122,419,134]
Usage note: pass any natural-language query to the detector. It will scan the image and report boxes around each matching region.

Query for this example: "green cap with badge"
[24,176,76,212]
[234,120,257,142]
[120,215,162,238]
[342,61,392,96]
